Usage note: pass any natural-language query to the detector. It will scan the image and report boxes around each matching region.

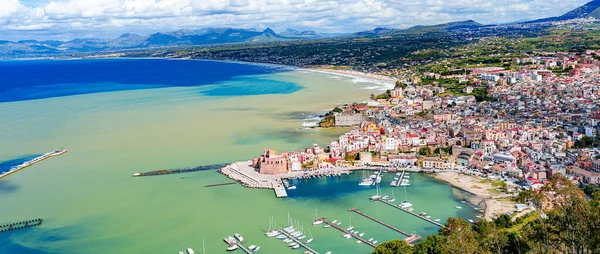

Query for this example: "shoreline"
[309,68,398,83]
[433,171,516,221]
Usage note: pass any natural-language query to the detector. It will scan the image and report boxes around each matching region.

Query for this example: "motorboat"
[343,234,351,238]
[456,206,462,209]
[468,219,474,223]
[252,246,260,252]
[434,219,441,222]
[234,233,244,242]
[313,210,323,225]
[399,200,413,209]
[297,235,306,240]
[292,244,300,249]
[331,220,338,224]
[358,232,364,237]
[324,224,331,228]
[227,245,238,251]
[368,238,374,242]
[186,248,195,254]
[276,235,287,239]
[305,238,313,244]
[283,239,293,243]
[373,240,378,244]
[356,240,362,244]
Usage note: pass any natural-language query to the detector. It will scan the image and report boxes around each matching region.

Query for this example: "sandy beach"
[434,171,517,221]
[311,68,398,83]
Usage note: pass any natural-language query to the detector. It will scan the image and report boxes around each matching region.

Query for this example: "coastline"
[308,68,398,84]
[433,171,516,221]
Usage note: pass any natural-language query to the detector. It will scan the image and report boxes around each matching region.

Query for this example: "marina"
[277,229,319,254]
[374,198,445,227]
[0,219,43,233]
[314,217,377,248]
[0,150,67,180]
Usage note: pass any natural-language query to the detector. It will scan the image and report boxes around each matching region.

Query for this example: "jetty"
[314,217,376,248]
[278,229,319,254]
[133,163,226,177]
[349,208,421,244]
[0,218,43,233]
[374,198,444,227]
[236,243,252,254]
[390,170,405,187]
[204,182,237,187]
[0,150,67,180]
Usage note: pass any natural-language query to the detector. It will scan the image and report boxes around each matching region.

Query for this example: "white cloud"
[0,0,592,40]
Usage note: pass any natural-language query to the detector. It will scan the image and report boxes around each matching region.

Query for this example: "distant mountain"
[527,0,600,23]
[0,27,326,58]
[352,20,484,37]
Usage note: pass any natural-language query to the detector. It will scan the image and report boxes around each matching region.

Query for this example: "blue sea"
[0,59,301,103]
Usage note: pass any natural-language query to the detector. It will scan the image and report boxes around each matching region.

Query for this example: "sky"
[0,0,591,41]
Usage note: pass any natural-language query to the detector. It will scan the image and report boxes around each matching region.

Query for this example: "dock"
[273,179,288,198]
[374,198,444,227]
[236,243,252,254]
[134,163,226,177]
[390,170,405,187]
[204,182,237,187]
[0,150,67,180]
[0,218,43,233]
[278,229,319,254]
[315,217,377,248]
[349,208,421,244]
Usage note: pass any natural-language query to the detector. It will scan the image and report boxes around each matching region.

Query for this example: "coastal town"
[221,49,600,221]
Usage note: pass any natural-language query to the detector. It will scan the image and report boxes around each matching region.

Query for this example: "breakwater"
[0,219,42,233]
[0,150,67,180]
[133,163,226,177]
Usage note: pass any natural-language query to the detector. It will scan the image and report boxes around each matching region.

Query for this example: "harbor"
[373,198,445,227]
[0,150,67,180]
[0,219,43,233]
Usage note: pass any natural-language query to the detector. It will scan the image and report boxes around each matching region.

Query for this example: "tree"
[413,234,445,254]
[440,217,480,254]
[373,239,413,254]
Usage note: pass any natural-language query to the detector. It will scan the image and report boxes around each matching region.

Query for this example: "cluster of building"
[251,50,600,187]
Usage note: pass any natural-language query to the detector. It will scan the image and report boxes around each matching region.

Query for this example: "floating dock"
[236,243,252,254]
[0,218,43,233]
[278,229,319,254]
[349,208,421,244]
[315,217,377,248]
[0,150,67,180]
[204,182,237,187]
[134,163,226,177]
[374,198,444,227]
[390,170,405,187]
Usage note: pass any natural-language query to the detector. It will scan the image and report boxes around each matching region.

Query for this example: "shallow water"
[0,59,477,253]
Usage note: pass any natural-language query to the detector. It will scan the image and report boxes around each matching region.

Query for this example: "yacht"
[266,217,280,237]
[419,212,428,216]
[305,238,313,243]
[468,219,474,223]
[186,248,195,254]
[234,233,244,242]
[399,201,413,209]
[456,206,462,209]
[370,184,382,200]
[276,235,287,239]
[179,252,184,254]
[368,238,374,242]
[358,232,365,237]
[336,221,342,225]
[346,217,354,231]
[434,219,441,222]
[252,246,261,252]
[324,224,331,228]
[312,210,323,225]
[325,252,332,254]
[381,195,389,200]
[297,235,306,240]
[373,240,378,244]
[249,245,257,250]
[227,245,238,251]
[356,240,362,244]
[292,244,301,249]
[343,234,351,238]
[289,242,298,247]
[283,239,293,243]
[287,185,297,190]
[331,220,338,224]
[359,178,374,186]
[390,180,397,186]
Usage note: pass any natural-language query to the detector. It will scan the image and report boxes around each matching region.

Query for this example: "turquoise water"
[0,59,478,254]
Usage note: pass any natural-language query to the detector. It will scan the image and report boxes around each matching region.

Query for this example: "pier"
[236,243,252,254]
[349,208,411,237]
[204,182,237,187]
[374,198,444,227]
[0,150,67,180]
[278,229,319,254]
[0,218,43,233]
[390,170,405,187]
[315,217,377,248]
[134,163,226,177]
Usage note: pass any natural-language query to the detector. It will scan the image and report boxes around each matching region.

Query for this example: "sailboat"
[283,213,294,233]
[312,209,323,225]
[346,217,354,231]
[389,188,396,202]
[370,183,381,200]
[399,185,413,209]
[266,217,280,237]
[305,229,314,243]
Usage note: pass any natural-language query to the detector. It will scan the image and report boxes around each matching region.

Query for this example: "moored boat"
[186,248,195,254]
[227,245,238,251]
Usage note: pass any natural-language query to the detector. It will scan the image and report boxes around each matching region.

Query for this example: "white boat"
[373,240,378,244]
[370,183,381,200]
[356,240,362,244]
[404,175,410,179]
[297,235,306,240]
[456,206,462,209]
[325,252,332,254]
[324,224,331,228]
[399,186,412,208]
[336,221,341,225]
[346,226,354,231]
[227,245,238,251]
[276,235,287,239]
[358,232,364,237]
[289,242,297,246]
[312,210,323,225]
[235,233,244,242]
[468,219,474,223]
[389,198,396,202]
[187,248,195,254]
[283,239,293,243]
[266,217,280,237]
[425,216,431,219]
[400,181,410,186]
[476,215,483,218]
[390,181,397,186]
[252,246,261,252]
[287,185,297,190]
[249,245,257,250]
[461,201,467,204]
[292,244,300,249]
[305,238,313,243]
[381,195,389,200]
[368,238,374,242]
[359,178,374,186]
[179,252,184,254]
[343,234,351,238]
[434,219,441,222]
[331,220,338,224]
